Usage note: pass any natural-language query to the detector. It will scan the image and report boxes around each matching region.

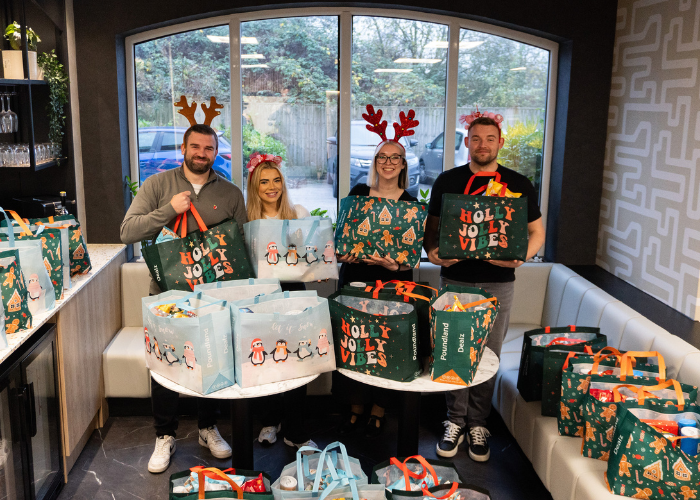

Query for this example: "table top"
[337,347,499,392]
[150,371,321,399]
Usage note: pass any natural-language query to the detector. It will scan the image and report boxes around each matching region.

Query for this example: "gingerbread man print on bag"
[3,267,16,287]
[560,402,570,420]
[631,488,652,499]
[483,309,493,329]
[619,454,632,477]
[5,319,20,333]
[362,199,375,213]
[649,436,667,455]
[403,206,419,222]
[381,230,394,246]
[577,377,590,393]
[585,422,595,442]
[601,404,617,422]
[680,486,697,500]
[350,242,365,257]
[343,223,351,238]
[395,250,409,264]
[71,227,81,242]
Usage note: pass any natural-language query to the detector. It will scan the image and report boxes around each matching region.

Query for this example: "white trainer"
[258,424,281,444]
[148,435,176,474]
[198,426,232,459]
[283,438,318,455]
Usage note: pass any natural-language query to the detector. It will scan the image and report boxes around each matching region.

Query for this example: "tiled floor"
[57,395,551,500]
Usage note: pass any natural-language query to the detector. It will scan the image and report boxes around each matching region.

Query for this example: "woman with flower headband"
[245,152,315,450]
[336,105,419,438]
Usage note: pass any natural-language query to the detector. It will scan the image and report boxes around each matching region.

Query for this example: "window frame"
[125,7,558,252]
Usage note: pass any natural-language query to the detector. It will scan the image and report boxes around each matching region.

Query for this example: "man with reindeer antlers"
[121,97,245,473]
[424,109,545,462]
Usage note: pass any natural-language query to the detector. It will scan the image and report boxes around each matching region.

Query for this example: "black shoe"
[338,412,364,435]
[436,420,464,458]
[364,415,385,438]
[467,426,491,462]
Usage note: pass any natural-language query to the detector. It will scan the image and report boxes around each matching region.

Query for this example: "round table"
[337,347,499,457]
[151,371,320,469]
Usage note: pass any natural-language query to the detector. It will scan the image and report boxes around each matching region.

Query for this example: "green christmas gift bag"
[25,214,92,276]
[141,204,254,292]
[429,285,499,386]
[0,213,65,300]
[581,380,696,462]
[0,249,32,333]
[169,466,274,500]
[517,325,606,402]
[437,172,528,261]
[558,351,663,437]
[606,398,700,498]
[334,196,428,269]
[371,455,464,492]
[342,280,437,357]
[329,290,422,382]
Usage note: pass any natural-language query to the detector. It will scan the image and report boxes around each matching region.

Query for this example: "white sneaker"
[258,424,281,444]
[148,435,176,474]
[283,437,318,455]
[198,425,232,459]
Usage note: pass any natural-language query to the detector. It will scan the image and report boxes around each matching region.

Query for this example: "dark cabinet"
[0,324,62,500]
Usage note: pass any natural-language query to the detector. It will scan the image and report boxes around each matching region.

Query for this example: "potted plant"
[2,22,41,79]
[38,50,68,157]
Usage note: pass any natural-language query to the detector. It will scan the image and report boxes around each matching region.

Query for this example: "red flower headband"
[246,152,282,173]
[459,106,504,131]
[362,105,419,150]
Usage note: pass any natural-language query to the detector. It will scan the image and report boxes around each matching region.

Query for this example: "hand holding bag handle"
[420,482,460,499]
[194,467,244,499]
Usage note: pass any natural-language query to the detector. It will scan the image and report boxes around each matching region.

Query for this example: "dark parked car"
[138,127,233,183]
[326,121,420,198]
[419,128,470,184]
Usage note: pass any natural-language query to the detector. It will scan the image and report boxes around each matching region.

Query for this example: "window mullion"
[338,12,352,201]
[229,17,243,188]
[442,21,460,172]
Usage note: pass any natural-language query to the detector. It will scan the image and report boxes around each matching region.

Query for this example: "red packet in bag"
[243,473,266,492]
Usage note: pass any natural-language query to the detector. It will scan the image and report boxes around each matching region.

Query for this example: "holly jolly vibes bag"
[437,171,528,261]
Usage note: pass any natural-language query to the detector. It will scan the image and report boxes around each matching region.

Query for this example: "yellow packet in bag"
[484,179,522,198]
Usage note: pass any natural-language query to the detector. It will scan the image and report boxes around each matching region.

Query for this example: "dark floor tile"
[58,396,551,500]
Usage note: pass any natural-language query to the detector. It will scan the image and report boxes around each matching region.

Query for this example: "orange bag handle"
[611,384,661,403]
[561,347,595,370]
[389,456,438,490]
[421,482,460,499]
[633,379,684,409]
[194,467,243,499]
[543,325,578,333]
[173,204,208,238]
[619,351,666,382]
[457,297,497,310]
[3,210,34,236]
[464,171,505,196]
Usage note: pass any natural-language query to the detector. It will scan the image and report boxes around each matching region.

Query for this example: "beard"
[183,151,214,174]
[470,150,499,167]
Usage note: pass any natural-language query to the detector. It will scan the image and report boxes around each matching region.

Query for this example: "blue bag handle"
[0,209,15,247]
[279,219,321,254]
[301,449,338,480]
[311,442,356,491]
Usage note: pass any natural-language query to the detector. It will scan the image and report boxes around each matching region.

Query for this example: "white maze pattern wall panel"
[598,0,700,320]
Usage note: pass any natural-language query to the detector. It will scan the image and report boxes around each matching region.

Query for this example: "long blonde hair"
[246,162,298,221]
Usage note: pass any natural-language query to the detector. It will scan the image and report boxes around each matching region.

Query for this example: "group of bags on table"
[0,207,91,337]
[169,441,491,500]
[143,278,336,395]
[328,280,499,386]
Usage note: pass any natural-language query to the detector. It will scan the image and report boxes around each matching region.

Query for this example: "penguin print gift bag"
[334,196,427,269]
[328,290,422,382]
[142,290,234,395]
[244,217,338,282]
[231,291,336,388]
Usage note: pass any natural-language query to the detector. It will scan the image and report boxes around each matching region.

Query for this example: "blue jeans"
[440,277,514,428]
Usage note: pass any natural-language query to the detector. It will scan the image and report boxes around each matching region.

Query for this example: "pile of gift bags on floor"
[143,278,337,394]
[0,207,92,336]
[169,444,491,499]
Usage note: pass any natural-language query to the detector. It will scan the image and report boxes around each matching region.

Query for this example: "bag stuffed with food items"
[429,285,498,386]
[169,466,273,499]
[388,483,492,500]
[605,397,700,498]
[142,290,234,395]
[370,455,463,493]
[22,214,91,277]
[558,350,664,437]
[581,380,697,462]
[329,289,421,382]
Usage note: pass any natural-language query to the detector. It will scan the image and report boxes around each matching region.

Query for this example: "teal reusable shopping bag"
[231,291,336,388]
[142,291,234,395]
[0,209,55,315]
[194,278,282,303]
[244,217,338,282]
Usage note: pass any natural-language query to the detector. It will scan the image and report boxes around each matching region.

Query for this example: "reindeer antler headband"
[174,96,224,126]
[459,105,504,131]
[362,105,419,150]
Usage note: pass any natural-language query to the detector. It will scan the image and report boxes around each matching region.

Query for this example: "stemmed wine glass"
[3,94,18,133]
[0,95,7,133]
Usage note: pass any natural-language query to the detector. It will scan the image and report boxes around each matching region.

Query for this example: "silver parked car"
[419,128,470,183]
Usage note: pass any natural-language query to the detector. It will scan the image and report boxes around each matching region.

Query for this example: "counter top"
[0,244,126,365]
